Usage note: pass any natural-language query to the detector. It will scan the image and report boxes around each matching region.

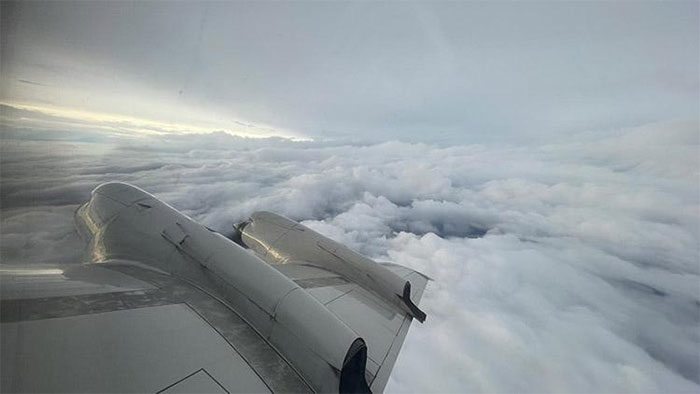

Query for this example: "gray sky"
[1,1,698,142]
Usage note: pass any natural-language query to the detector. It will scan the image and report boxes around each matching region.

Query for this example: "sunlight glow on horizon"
[0,101,313,141]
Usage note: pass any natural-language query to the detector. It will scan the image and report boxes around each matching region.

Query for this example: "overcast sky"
[1,1,698,143]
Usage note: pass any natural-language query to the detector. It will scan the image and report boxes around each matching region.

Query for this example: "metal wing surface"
[1,182,429,393]
[236,212,430,393]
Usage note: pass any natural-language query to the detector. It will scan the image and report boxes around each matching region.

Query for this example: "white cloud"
[1,119,698,392]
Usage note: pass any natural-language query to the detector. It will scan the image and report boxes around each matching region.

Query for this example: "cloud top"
[1,119,698,392]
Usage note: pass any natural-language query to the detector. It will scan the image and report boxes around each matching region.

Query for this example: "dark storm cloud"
[1,119,698,392]
[1,1,698,142]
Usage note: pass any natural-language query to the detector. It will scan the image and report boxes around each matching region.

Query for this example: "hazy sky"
[1,1,698,143]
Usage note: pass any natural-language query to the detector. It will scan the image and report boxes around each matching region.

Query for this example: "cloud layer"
[1,120,698,392]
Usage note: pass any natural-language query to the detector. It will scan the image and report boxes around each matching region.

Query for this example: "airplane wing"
[234,212,430,393]
[1,182,429,393]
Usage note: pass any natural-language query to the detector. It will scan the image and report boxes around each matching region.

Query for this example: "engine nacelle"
[237,211,426,323]
[75,182,371,393]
